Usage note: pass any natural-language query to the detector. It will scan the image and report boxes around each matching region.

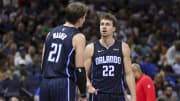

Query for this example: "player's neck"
[100,37,115,49]
[64,22,79,28]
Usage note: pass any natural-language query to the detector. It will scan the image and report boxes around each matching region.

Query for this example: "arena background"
[0,0,180,101]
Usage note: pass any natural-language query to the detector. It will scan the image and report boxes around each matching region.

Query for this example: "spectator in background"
[31,24,43,46]
[26,20,35,35]
[131,52,139,63]
[14,46,32,66]
[18,60,27,80]
[172,55,180,74]
[0,55,11,80]
[132,63,156,101]
[137,37,151,56]
[151,40,167,63]
[140,54,159,76]
[0,33,13,56]
[9,42,18,56]
[26,54,41,77]
[7,54,19,77]
[159,69,176,87]
[26,45,36,63]
[158,54,168,69]
[166,40,180,66]
[157,85,178,101]
[14,22,30,45]
[154,73,164,96]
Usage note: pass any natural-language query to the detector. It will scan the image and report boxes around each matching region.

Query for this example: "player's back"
[91,40,125,95]
[42,25,80,79]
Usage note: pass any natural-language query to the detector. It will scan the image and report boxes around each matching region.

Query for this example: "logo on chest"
[113,48,120,51]
[95,56,121,65]
[97,50,104,53]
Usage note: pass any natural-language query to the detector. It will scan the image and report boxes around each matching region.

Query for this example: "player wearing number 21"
[40,2,88,101]
[84,12,136,101]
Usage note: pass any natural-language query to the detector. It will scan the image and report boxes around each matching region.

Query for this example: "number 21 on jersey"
[48,43,62,63]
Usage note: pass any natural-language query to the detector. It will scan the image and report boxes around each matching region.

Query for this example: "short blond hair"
[100,12,117,27]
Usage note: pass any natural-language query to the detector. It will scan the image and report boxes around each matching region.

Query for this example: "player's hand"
[34,95,39,101]
[87,85,99,94]
[79,97,87,101]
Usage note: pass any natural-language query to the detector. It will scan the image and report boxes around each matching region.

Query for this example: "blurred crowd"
[0,0,180,101]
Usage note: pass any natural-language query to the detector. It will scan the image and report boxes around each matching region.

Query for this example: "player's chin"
[101,33,108,37]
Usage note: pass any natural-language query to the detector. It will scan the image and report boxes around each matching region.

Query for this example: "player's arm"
[73,33,87,97]
[41,44,45,71]
[84,43,98,94]
[34,87,40,101]
[122,42,136,101]
[143,79,156,101]
[41,32,50,71]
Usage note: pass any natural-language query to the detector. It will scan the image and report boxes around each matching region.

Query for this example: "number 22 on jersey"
[102,65,115,77]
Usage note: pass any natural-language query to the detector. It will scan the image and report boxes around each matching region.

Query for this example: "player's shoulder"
[121,41,131,55]
[85,42,95,55]
[86,42,94,50]
[122,41,129,49]
[73,33,86,41]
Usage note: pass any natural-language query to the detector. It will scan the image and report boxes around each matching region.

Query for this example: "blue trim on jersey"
[75,86,77,101]
[91,63,94,84]
[66,48,74,101]
[66,48,75,77]
[91,63,94,101]
[74,71,77,82]
[56,80,58,101]
[121,78,125,91]
[67,78,70,101]
[92,94,94,101]
[121,65,125,91]
[35,87,40,95]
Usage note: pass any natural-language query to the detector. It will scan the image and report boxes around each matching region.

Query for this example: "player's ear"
[77,17,83,25]
[113,26,116,32]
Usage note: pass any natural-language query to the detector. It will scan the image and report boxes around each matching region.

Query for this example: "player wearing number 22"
[84,12,136,101]
[40,2,88,101]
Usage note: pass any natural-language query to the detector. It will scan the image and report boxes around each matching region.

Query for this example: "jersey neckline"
[97,40,117,50]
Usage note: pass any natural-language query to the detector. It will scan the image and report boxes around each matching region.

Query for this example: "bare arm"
[84,43,98,93]
[122,42,136,101]
[41,44,45,70]
[73,33,87,100]
[84,43,93,87]
[73,33,86,67]
[41,33,50,70]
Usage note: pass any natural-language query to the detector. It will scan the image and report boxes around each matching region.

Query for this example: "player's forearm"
[86,77,92,88]
[41,44,45,70]
[86,70,92,88]
[126,71,136,101]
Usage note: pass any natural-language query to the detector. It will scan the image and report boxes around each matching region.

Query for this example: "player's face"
[100,19,115,37]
